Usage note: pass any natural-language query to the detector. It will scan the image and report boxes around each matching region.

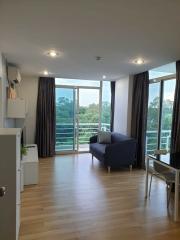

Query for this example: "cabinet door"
[16,203,21,240]
[16,171,21,204]
[16,134,21,204]
[16,135,21,171]
[0,135,18,240]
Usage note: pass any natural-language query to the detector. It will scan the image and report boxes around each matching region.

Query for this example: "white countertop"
[22,144,39,163]
[0,128,21,135]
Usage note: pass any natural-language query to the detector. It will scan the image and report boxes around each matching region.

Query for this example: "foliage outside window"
[101,81,111,131]
[55,80,111,151]
[146,62,176,155]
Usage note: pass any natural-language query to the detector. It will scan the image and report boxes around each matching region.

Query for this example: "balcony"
[56,126,170,153]
[56,122,110,151]
[146,130,171,155]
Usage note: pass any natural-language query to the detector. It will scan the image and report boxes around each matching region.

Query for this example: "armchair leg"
[167,183,173,209]
[108,166,111,173]
[129,165,132,172]
[149,174,153,197]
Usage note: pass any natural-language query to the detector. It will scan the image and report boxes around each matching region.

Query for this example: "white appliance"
[8,65,21,84]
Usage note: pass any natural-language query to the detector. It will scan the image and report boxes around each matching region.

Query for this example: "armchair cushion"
[98,131,111,144]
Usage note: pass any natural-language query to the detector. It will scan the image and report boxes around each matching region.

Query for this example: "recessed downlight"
[133,58,145,65]
[43,70,49,75]
[45,49,61,58]
[49,50,57,57]
[102,75,106,79]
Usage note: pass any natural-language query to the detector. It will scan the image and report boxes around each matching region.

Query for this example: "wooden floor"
[20,154,180,240]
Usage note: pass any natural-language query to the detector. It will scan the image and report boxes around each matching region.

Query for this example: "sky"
[149,62,176,103]
[149,79,176,104]
[55,79,111,107]
[149,62,176,79]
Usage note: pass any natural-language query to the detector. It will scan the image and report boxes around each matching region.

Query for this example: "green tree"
[56,97,111,148]
[102,101,111,124]
[147,96,174,153]
[56,97,74,123]
[147,96,174,131]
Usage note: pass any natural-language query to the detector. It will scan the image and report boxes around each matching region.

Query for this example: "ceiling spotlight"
[45,49,61,58]
[133,58,145,65]
[102,75,106,79]
[49,50,57,57]
[43,70,49,75]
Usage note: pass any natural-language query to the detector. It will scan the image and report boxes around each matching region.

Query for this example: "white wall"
[0,53,7,127]
[0,53,15,128]
[0,53,4,127]
[16,75,133,142]
[114,75,133,136]
[17,76,38,144]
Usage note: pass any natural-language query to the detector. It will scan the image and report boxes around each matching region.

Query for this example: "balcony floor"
[56,144,89,152]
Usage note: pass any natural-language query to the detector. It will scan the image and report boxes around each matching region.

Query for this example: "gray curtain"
[171,61,180,153]
[131,71,149,168]
[110,81,115,132]
[35,77,55,157]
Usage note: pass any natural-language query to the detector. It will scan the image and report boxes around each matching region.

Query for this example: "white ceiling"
[0,0,180,80]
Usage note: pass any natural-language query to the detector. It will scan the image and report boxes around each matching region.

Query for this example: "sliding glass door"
[146,82,161,154]
[160,79,176,149]
[146,79,176,154]
[55,87,77,152]
[78,88,100,151]
[55,86,100,153]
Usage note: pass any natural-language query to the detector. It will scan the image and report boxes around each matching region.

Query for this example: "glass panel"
[55,78,100,87]
[160,79,176,150]
[146,82,160,155]
[149,62,176,80]
[101,81,111,131]
[78,88,100,151]
[55,88,75,151]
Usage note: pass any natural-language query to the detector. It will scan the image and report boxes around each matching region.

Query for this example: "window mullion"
[157,80,164,150]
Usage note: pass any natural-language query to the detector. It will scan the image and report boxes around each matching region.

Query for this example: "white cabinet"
[7,98,27,118]
[0,128,21,240]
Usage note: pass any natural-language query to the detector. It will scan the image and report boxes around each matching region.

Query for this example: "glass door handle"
[0,186,7,197]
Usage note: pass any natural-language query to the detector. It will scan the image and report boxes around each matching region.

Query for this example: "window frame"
[55,79,112,153]
[147,73,176,153]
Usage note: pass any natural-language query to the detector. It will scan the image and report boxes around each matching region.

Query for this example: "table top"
[148,152,180,170]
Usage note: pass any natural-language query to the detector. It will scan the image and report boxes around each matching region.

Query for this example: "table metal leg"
[145,156,149,199]
[174,170,179,222]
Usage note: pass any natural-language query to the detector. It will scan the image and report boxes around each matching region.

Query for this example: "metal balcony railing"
[55,122,110,151]
[56,125,171,153]
[146,130,171,155]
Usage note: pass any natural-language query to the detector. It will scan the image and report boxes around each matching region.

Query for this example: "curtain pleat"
[35,77,55,157]
[131,72,149,168]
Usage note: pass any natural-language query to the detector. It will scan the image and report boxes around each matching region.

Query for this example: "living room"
[1,1,180,239]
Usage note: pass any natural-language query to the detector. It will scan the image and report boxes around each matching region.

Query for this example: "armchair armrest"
[89,135,98,144]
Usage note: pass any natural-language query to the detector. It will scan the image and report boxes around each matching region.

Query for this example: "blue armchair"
[89,133,137,172]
